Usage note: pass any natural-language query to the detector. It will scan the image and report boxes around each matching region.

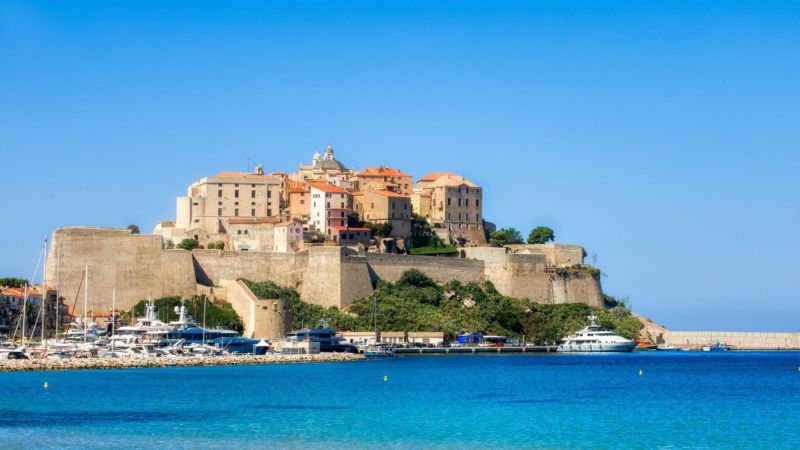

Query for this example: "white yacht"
[557,315,637,352]
[111,299,173,349]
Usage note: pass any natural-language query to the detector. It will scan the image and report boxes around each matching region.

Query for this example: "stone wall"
[47,227,603,314]
[364,253,484,284]
[505,243,585,267]
[464,247,602,306]
[222,279,291,339]
[46,227,197,312]
[663,331,800,350]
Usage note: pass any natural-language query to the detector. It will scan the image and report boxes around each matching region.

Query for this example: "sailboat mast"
[84,265,89,343]
[203,296,207,344]
[111,288,116,352]
[42,237,47,344]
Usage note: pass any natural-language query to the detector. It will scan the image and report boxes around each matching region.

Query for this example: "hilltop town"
[153,145,488,253]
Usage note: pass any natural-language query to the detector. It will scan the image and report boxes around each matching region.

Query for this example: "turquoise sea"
[2,352,800,449]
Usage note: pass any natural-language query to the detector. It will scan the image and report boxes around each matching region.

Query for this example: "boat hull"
[557,342,636,353]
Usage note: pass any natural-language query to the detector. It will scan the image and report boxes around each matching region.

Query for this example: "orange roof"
[227,217,281,225]
[356,166,410,178]
[309,183,350,194]
[331,226,370,231]
[418,172,455,182]
[289,186,310,193]
[365,189,410,199]
[1,287,42,298]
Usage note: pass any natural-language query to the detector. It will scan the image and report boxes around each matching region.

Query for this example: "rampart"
[46,227,603,313]
[663,331,800,350]
[364,253,484,284]
[45,227,197,313]
[222,279,292,339]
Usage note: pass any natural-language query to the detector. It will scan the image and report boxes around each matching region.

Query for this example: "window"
[465,199,469,207]
[251,202,255,206]
[218,201,222,206]
[268,190,272,198]
[477,213,480,221]
[234,209,239,216]
[327,202,330,208]
[448,213,451,220]
[235,190,239,198]
[349,234,354,240]
[340,202,344,208]
[476,199,480,207]
[251,184,256,187]
[371,203,374,209]
[218,208,222,216]
[251,209,255,216]
[267,209,272,216]
[458,213,462,221]
[404,203,407,210]
[300,200,305,205]
[340,211,345,217]
[235,184,239,187]
[447,198,451,206]
[192,202,198,206]
[251,191,255,198]
[218,183,222,187]
[458,198,461,207]
[218,190,222,197]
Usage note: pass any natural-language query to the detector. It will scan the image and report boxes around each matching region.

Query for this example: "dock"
[395,346,557,354]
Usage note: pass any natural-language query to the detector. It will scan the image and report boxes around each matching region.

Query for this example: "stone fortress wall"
[46,227,603,314]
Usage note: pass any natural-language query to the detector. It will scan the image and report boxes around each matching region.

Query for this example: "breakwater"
[663,331,800,350]
[0,352,364,373]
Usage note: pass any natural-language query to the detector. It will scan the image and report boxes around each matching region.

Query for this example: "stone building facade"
[309,183,351,236]
[419,173,485,245]
[352,189,412,240]
[352,166,413,195]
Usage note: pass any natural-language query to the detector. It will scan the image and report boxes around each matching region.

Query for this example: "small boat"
[656,344,681,351]
[557,315,637,353]
[634,341,658,351]
[286,320,358,353]
[364,342,396,357]
[702,341,728,352]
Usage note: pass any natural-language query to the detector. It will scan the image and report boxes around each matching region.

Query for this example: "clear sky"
[1,1,798,331]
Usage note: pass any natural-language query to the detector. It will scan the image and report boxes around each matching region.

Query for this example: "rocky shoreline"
[0,352,365,372]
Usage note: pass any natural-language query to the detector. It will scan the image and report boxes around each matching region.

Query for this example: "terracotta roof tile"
[417,172,455,183]
[356,166,411,178]
[309,183,350,194]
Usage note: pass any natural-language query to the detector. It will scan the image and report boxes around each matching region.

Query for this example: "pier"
[395,345,557,355]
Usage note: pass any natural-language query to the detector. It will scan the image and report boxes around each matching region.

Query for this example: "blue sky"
[1,1,798,331]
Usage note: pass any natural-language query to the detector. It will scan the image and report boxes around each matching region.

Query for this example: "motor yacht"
[557,315,636,352]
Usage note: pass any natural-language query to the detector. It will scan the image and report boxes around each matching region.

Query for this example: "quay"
[0,352,365,373]
[395,345,557,355]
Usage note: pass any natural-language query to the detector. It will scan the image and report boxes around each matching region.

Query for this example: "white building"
[273,221,304,252]
[309,183,351,235]
[407,331,445,347]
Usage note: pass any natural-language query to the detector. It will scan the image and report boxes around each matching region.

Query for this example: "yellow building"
[155,166,284,247]
[418,173,485,245]
[352,190,412,240]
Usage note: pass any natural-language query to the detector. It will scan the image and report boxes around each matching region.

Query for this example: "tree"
[176,238,199,251]
[0,277,29,288]
[210,240,225,250]
[347,212,363,228]
[127,224,140,234]
[489,228,524,246]
[527,226,555,244]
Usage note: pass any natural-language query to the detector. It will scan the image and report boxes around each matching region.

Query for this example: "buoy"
[43,382,48,389]
[383,375,388,382]
[638,369,643,376]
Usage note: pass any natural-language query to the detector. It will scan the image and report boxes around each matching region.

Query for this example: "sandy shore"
[0,352,365,372]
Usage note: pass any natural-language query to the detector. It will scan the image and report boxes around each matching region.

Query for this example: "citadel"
[45,146,603,336]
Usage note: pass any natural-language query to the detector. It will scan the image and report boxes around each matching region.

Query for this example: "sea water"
[1,352,799,449]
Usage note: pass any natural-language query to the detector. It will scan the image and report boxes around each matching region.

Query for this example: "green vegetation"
[127,224,140,234]
[244,269,642,343]
[527,226,555,244]
[489,227,524,246]
[208,240,225,250]
[176,238,199,251]
[242,279,358,330]
[348,211,393,238]
[410,245,459,256]
[128,295,242,331]
[554,265,601,278]
[0,277,29,288]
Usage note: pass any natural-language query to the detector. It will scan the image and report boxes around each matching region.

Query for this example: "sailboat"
[363,296,395,358]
